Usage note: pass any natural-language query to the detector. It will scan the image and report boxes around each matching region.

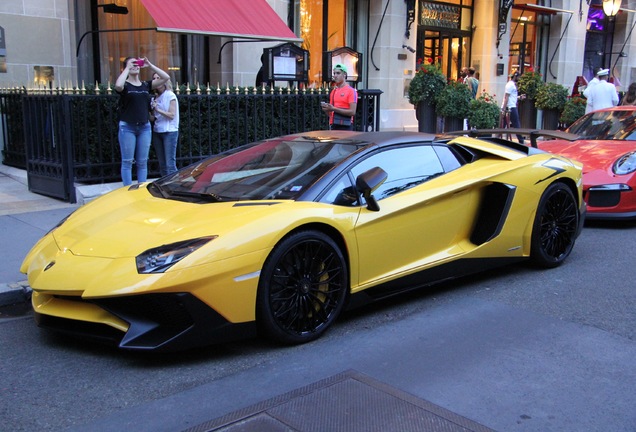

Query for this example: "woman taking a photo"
[114,56,169,186]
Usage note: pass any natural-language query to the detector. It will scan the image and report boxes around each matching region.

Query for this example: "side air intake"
[470,183,516,245]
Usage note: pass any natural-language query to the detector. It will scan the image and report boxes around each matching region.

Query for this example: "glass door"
[420,31,469,81]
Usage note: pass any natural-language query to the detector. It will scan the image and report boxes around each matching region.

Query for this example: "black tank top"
[117,80,152,124]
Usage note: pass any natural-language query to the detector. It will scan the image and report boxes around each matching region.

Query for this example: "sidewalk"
[0,164,119,306]
[0,165,76,217]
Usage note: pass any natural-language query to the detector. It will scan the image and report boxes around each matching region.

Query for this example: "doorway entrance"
[418,30,471,81]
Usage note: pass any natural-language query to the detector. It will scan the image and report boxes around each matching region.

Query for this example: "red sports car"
[537,107,636,220]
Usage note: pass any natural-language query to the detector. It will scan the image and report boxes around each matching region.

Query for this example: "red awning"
[139,0,302,42]
[513,4,573,15]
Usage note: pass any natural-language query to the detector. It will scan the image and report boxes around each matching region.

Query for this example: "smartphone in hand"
[135,59,145,67]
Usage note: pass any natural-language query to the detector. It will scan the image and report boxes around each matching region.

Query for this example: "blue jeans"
[509,107,524,144]
[118,121,151,185]
[153,131,179,176]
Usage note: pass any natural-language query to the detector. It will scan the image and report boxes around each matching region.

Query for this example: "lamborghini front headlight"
[136,236,217,274]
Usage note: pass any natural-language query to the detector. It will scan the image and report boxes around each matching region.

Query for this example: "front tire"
[256,230,348,344]
[530,182,579,268]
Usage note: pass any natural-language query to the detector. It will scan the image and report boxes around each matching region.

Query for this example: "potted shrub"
[467,91,501,129]
[435,80,472,131]
[517,70,543,100]
[517,70,543,128]
[408,59,447,133]
[560,96,587,129]
[535,82,569,129]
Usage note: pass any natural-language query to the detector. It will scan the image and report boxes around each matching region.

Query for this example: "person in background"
[151,78,179,176]
[501,71,524,144]
[465,67,479,99]
[114,57,169,186]
[460,66,469,83]
[255,53,267,88]
[321,64,357,130]
[586,68,619,112]
[620,82,636,105]
[583,68,602,113]
[149,72,160,126]
[572,76,588,97]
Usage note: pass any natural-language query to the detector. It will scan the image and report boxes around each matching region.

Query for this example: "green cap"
[334,63,347,74]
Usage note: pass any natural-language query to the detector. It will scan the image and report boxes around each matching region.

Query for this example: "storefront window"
[295,0,349,86]
[96,2,184,84]
[583,2,616,82]
[416,1,472,81]
[327,0,347,50]
[509,1,567,78]
[509,7,538,74]
[298,0,324,84]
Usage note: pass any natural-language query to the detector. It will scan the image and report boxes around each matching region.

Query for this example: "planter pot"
[541,109,560,130]
[518,98,537,129]
[443,116,464,132]
[416,102,437,133]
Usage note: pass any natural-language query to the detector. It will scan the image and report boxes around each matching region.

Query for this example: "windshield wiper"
[170,191,224,202]
[148,182,169,198]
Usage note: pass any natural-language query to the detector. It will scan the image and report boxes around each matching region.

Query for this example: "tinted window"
[320,175,359,206]
[567,110,636,140]
[154,138,359,201]
[351,145,445,200]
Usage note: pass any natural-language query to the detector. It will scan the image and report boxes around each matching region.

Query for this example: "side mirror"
[356,167,387,211]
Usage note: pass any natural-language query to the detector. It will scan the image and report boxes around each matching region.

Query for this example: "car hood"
[52,186,297,259]
[538,140,635,173]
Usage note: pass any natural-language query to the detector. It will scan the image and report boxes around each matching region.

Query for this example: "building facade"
[1,0,635,131]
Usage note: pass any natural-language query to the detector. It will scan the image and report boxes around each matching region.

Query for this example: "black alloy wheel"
[256,230,348,344]
[530,182,579,268]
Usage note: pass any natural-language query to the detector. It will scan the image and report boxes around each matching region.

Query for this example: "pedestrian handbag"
[330,89,352,126]
[333,112,352,126]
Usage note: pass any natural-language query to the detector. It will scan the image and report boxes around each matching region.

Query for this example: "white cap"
[598,68,610,76]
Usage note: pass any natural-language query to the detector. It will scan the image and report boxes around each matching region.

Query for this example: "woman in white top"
[151,79,179,176]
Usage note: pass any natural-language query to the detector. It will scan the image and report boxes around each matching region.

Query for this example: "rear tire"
[530,182,578,268]
[256,230,348,344]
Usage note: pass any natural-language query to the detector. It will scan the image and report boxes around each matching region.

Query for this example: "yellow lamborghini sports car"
[21,131,585,351]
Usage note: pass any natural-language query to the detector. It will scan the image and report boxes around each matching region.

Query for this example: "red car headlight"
[613,151,636,175]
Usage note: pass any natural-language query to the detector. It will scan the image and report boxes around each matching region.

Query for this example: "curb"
[0,281,32,307]
[0,164,28,184]
[0,163,121,205]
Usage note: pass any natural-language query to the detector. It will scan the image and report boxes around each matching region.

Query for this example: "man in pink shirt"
[321,64,358,130]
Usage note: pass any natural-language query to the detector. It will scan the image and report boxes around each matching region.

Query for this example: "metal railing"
[0,85,382,202]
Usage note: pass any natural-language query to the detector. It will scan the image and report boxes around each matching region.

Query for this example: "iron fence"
[0,86,382,202]
[0,92,26,168]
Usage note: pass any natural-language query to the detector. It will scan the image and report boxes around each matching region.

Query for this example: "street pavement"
[1,163,634,432]
[0,165,78,305]
[0,164,121,305]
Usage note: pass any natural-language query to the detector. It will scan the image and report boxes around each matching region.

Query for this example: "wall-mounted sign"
[0,26,6,73]
[419,2,460,29]
[0,26,5,56]
[323,46,361,84]
[34,66,55,85]
[262,43,309,84]
[499,0,514,24]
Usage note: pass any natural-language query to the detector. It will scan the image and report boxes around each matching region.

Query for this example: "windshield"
[567,109,636,140]
[153,137,361,201]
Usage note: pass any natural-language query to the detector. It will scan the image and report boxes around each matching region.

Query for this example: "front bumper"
[33,292,256,351]
[584,183,636,220]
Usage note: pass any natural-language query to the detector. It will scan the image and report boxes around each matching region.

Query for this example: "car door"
[350,144,479,292]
